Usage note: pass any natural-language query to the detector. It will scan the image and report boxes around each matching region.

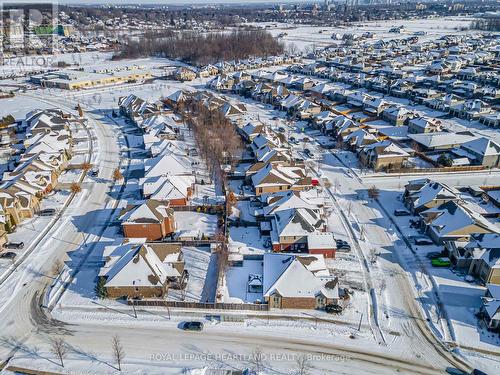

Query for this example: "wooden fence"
[128,300,269,311]
[388,165,486,174]
[171,205,224,213]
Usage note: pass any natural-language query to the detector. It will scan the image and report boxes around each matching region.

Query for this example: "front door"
[271,293,281,309]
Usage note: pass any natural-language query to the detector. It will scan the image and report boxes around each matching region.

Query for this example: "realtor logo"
[0,1,58,59]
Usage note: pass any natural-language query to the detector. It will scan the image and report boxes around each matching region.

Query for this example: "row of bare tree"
[50,335,124,370]
[181,98,243,181]
[114,30,285,66]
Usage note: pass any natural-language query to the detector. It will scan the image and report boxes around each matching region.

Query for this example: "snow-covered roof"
[103,243,180,288]
[461,137,500,157]
[144,152,193,178]
[263,253,338,299]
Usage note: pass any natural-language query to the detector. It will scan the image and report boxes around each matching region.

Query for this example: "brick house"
[120,200,176,241]
[251,163,312,196]
[263,253,339,309]
[141,175,195,207]
[100,241,185,299]
[358,140,409,171]
[270,208,325,252]
[480,284,500,332]
[307,232,336,258]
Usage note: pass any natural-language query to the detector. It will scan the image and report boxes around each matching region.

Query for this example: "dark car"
[90,168,99,177]
[39,208,56,216]
[336,239,351,251]
[181,321,204,331]
[3,242,24,250]
[413,236,434,246]
[325,304,343,314]
[0,252,16,259]
[394,209,411,216]
[471,369,488,375]
[278,126,286,133]
[426,252,443,260]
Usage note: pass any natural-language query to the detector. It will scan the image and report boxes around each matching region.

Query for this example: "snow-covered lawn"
[223,259,263,304]
[228,226,268,255]
[168,246,217,303]
[174,211,219,240]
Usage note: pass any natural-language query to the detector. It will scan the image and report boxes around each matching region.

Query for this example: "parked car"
[325,304,343,314]
[336,239,351,251]
[181,321,204,331]
[3,242,24,250]
[394,209,411,216]
[431,257,451,267]
[471,369,488,375]
[278,126,286,133]
[426,252,443,260]
[413,236,434,246]
[304,148,313,157]
[39,208,56,216]
[464,275,475,283]
[0,252,16,259]
[90,167,99,177]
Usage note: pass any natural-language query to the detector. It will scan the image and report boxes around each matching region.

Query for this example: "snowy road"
[0,94,123,370]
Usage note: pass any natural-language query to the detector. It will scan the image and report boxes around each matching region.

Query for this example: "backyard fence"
[128,300,269,311]
[388,165,486,174]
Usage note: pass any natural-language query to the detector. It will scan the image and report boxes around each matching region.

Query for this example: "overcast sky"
[54,0,306,4]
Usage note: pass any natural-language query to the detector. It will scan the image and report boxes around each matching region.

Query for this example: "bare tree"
[367,185,380,200]
[81,162,92,172]
[369,248,379,264]
[111,335,125,371]
[50,337,67,367]
[70,182,82,193]
[52,259,65,276]
[113,168,124,181]
[295,354,312,375]
[250,347,265,373]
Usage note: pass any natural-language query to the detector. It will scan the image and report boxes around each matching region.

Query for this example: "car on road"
[0,252,16,259]
[39,208,56,216]
[181,321,204,331]
[3,241,24,250]
[90,167,99,177]
[431,257,451,267]
[278,126,286,133]
[394,209,411,216]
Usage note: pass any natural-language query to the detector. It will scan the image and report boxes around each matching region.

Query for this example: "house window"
[316,296,326,309]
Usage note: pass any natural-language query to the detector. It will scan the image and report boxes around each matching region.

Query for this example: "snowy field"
[249,16,476,51]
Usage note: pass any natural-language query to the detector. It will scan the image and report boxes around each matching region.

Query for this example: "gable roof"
[120,200,173,224]
[104,244,180,288]
[144,152,193,178]
[263,253,338,299]
[273,208,323,237]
